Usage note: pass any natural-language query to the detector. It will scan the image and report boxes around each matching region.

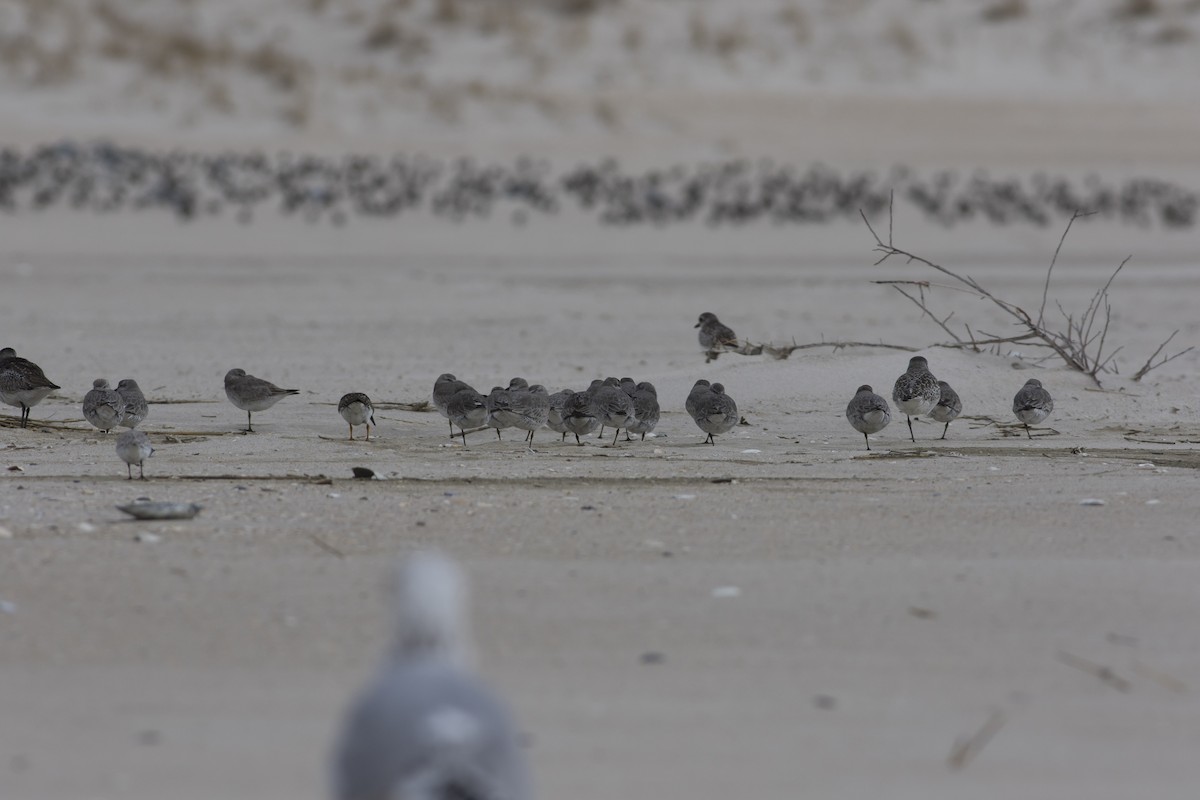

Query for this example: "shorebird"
[0,347,61,428]
[446,386,488,447]
[223,368,299,432]
[684,379,711,420]
[331,552,531,800]
[695,312,738,361]
[484,386,512,441]
[433,374,473,436]
[510,384,551,447]
[561,390,600,445]
[82,378,125,433]
[338,393,376,441]
[845,384,891,451]
[593,377,635,445]
[116,378,149,428]
[546,388,574,442]
[115,429,153,479]
[1012,378,1054,439]
[891,356,940,442]
[689,381,739,444]
[625,381,660,441]
[927,380,962,440]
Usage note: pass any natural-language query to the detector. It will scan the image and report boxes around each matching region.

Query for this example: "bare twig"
[1057,650,1132,692]
[1039,209,1096,326]
[947,709,1006,771]
[1133,330,1195,381]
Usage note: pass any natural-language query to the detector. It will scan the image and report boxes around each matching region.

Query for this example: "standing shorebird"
[545,388,574,442]
[625,381,660,441]
[0,347,60,428]
[1012,378,1054,439]
[338,393,376,441]
[446,386,488,447]
[561,390,600,445]
[223,368,299,432]
[891,356,940,443]
[845,385,891,451]
[116,378,149,429]
[83,378,125,433]
[115,429,153,479]
[433,374,473,437]
[593,377,635,445]
[695,312,738,362]
[689,382,739,444]
[927,380,962,440]
[685,379,711,419]
[510,384,551,448]
[331,552,532,800]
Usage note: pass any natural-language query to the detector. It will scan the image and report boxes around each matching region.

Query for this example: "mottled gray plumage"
[545,388,575,442]
[115,429,154,480]
[433,373,473,436]
[223,368,299,432]
[593,377,634,445]
[891,356,940,442]
[332,552,531,800]
[927,380,962,440]
[684,379,711,420]
[484,386,512,441]
[447,387,488,447]
[625,381,660,441]
[83,378,125,433]
[510,385,551,447]
[561,391,600,445]
[338,392,376,441]
[689,382,738,444]
[116,378,149,429]
[695,312,738,360]
[1012,378,1053,439]
[846,384,891,451]
[0,347,60,428]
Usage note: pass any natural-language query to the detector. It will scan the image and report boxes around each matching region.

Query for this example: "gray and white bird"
[331,551,532,800]
[0,347,60,428]
[433,374,474,437]
[115,429,153,480]
[1012,378,1054,439]
[484,386,513,441]
[82,378,125,434]
[116,378,149,429]
[223,368,299,432]
[684,379,711,420]
[891,356,940,443]
[689,381,739,444]
[510,384,551,447]
[845,384,891,451]
[545,388,575,443]
[561,390,601,445]
[927,380,962,440]
[593,377,635,445]
[338,393,376,441]
[625,381,660,441]
[695,312,738,362]
[446,387,488,447]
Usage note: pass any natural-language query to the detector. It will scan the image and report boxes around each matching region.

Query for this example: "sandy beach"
[4,2,1200,798]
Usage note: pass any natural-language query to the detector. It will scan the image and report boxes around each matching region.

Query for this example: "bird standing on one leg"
[1012,378,1053,439]
[846,384,891,451]
[927,380,962,440]
[891,356,940,443]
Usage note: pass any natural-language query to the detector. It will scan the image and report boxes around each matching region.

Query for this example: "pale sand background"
[4,2,1200,799]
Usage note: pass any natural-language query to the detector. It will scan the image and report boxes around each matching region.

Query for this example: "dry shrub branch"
[861,201,1193,387]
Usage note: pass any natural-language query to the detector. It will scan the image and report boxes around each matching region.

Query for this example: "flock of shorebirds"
[1,314,1055,479]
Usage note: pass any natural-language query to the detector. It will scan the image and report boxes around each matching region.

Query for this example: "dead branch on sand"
[862,202,1193,387]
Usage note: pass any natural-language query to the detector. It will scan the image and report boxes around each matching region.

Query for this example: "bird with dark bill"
[0,347,61,428]
[223,368,299,432]
[695,312,738,361]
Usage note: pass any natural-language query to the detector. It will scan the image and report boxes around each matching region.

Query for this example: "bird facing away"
[593,377,635,445]
[684,379,711,420]
[545,388,574,442]
[625,381,660,441]
[561,390,601,445]
[927,380,962,440]
[846,384,891,451]
[1012,378,1054,439]
[446,387,488,447]
[689,381,739,444]
[82,378,125,434]
[485,386,514,442]
[223,368,299,432]
[331,552,532,800]
[338,393,376,441]
[115,429,153,480]
[433,374,473,437]
[116,378,149,429]
[0,347,61,428]
[891,356,940,443]
[509,384,551,447]
[695,312,738,362]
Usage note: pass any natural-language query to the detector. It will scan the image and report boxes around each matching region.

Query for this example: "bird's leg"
[906,415,915,442]
[575,433,582,445]
[864,432,871,451]
[612,428,620,445]
[20,404,28,428]
[246,410,254,433]
[1025,424,1032,439]
[561,432,566,443]
[940,422,949,440]
[348,423,354,441]
[641,432,646,441]
[705,433,715,445]
[365,424,371,442]
[448,418,454,436]
[598,425,605,439]
[127,463,133,480]
[625,430,632,441]
[495,429,502,441]
[139,462,145,480]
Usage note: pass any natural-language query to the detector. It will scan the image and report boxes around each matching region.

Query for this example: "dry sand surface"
[3,2,1200,796]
